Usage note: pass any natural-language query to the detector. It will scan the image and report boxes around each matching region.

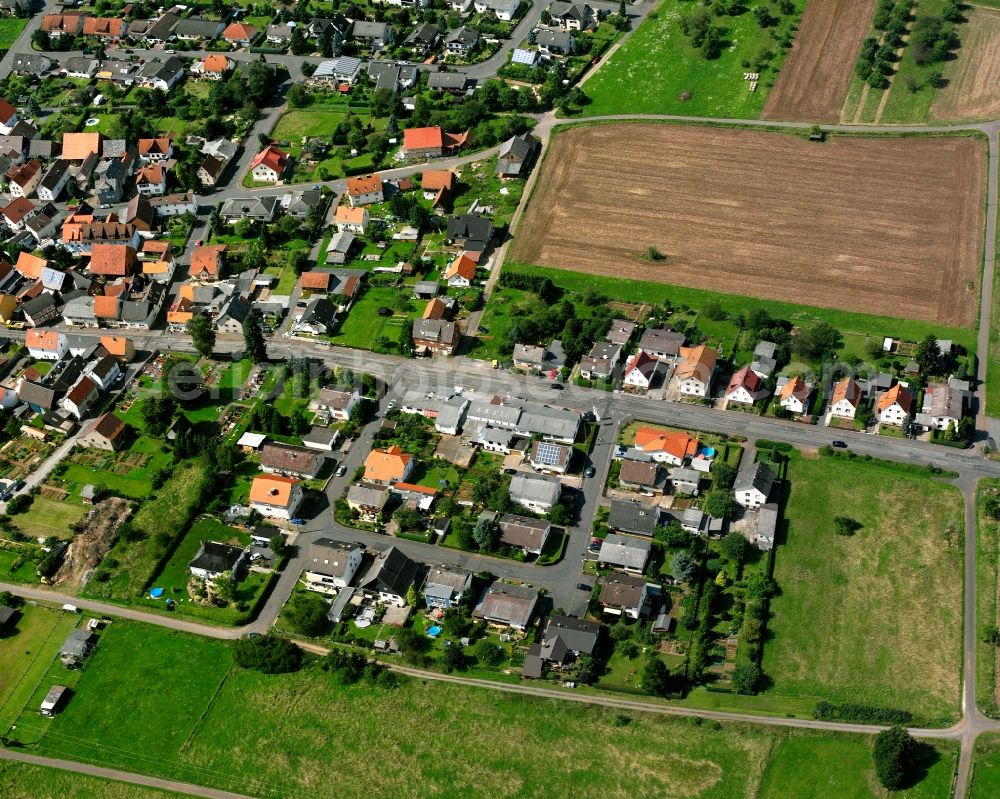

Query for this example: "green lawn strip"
[0,761,185,799]
[12,497,86,540]
[988,218,1000,416]
[758,733,957,799]
[762,451,964,725]
[83,459,212,602]
[0,605,77,731]
[18,619,944,799]
[0,17,28,49]
[582,0,806,118]
[978,479,1000,716]
[149,517,249,598]
[499,262,977,357]
[972,733,1000,798]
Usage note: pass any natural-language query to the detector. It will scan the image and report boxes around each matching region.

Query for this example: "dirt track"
[509,124,985,328]
[932,6,1000,121]
[762,0,877,122]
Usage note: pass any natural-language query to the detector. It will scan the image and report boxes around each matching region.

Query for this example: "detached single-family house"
[24,327,63,358]
[190,244,226,281]
[633,427,698,466]
[222,22,258,47]
[345,174,383,207]
[475,0,520,20]
[472,581,538,630]
[249,474,304,520]
[623,350,666,391]
[423,565,473,609]
[638,328,686,362]
[830,377,863,419]
[249,145,289,183]
[496,133,537,178]
[734,461,775,509]
[60,375,100,419]
[363,444,414,484]
[498,513,552,556]
[676,344,717,397]
[778,375,811,415]
[444,253,477,288]
[522,615,601,678]
[920,382,967,431]
[260,442,324,479]
[598,533,651,574]
[191,54,233,79]
[599,573,650,619]
[877,383,915,426]
[608,498,660,537]
[305,538,363,593]
[403,126,469,160]
[528,439,572,474]
[579,341,621,381]
[335,205,369,234]
[751,340,778,378]
[536,28,574,55]
[189,541,246,582]
[79,412,127,451]
[412,318,459,355]
[509,472,562,513]
[549,1,595,30]
[445,25,479,53]
[316,387,361,421]
[346,484,390,521]
[725,365,767,405]
[617,459,667,495]
[357,546,419,606]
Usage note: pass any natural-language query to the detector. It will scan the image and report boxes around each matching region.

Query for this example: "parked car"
[335,465,347,477]
[12,480,26,492]
[576,583,591,591]
[584,465,596,478]
[831,440,848,449]
[551,383,563,390]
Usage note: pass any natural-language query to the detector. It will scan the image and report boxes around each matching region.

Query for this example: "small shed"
[40,685,68,716]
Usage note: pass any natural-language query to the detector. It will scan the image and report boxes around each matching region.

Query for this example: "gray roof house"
[496,133,538,178]
[472,581,539,630]
[423,564,473,609]
[498,513,552,555]
[305,538,364,592]
[220,196,279,222]
[173,17,224,40]
[734,461,776,509]
[509,473,562,513]
[523,614,600,678]
[608,499,661,537]
[598,533,651,573]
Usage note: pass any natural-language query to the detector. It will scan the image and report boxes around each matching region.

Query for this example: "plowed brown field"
[931,6,1000,121]
[762,0,877,122]
[509,125,985,327]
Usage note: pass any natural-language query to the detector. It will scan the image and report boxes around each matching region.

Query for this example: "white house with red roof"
[0,98,19,135]
[249,144,289,183]
[444,253,476,288]
[623,351,665,391]
[778,375,811,415]
[26,329,67,361]
[876,383,915,426]
[724,364,767,406]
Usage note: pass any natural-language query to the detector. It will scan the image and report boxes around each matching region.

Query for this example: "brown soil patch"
[932,6,1000,120]
[510,124,985,327]
[763,0,877,122]
[54,497,133,592]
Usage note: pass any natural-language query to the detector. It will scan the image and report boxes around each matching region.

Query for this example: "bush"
[813,701,913,725]
[6,494,33,515]
[284,592,332,637]
[233,635,303,673]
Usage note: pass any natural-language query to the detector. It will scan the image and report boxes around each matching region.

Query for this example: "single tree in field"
[732,663,761,695]
[872,726,918,790]
[186,312,215,359]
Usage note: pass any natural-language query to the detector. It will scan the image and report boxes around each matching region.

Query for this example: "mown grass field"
[59,436,173,499]
[582,0,806,118]
[10,619,956,799]
[758,733,956,798]
[763,452,964,725]
[0,605,77,731]
[972,733,1000,798]
[0,761,185,799]
[12,497,86,540]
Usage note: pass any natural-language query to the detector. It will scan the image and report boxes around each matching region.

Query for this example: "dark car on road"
[577,583,592,591]
[831,440,848,449]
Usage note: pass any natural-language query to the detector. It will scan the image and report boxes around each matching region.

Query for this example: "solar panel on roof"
[535,442,562,465]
